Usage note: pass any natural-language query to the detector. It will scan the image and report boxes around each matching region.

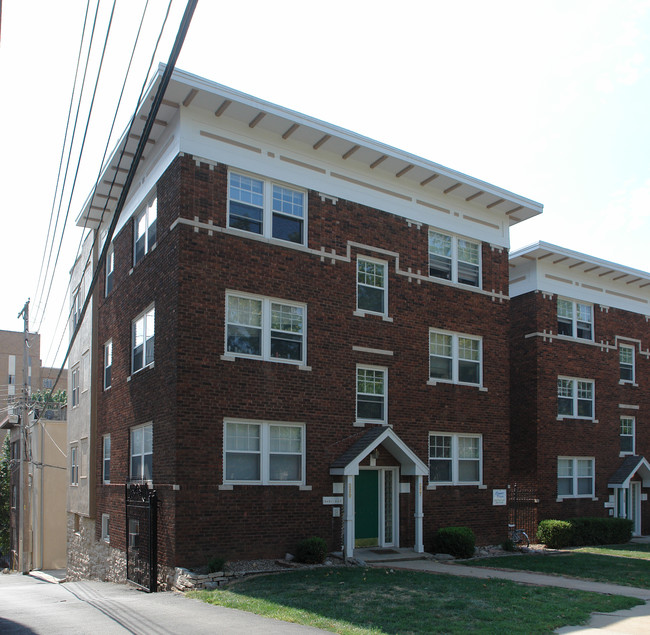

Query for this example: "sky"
[1,0,649,369]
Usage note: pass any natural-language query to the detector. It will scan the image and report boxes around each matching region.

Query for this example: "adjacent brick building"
[509,242,650,534]
[70,66,544,585]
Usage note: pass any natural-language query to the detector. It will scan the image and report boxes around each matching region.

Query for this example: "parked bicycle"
[508,524,530,547]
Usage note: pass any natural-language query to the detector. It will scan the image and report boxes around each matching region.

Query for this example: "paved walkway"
[357,548,650,633]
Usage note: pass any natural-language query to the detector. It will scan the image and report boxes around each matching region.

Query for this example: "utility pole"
[17,299,31,574]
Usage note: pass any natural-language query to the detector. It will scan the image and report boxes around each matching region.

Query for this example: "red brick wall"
[510,290,650,526]
[96,154,512,567]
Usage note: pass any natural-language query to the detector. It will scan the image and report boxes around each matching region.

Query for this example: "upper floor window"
[557,457,594,499]
[429,330,482,386]
[226,293,305,364]
[134,198,157,265]
[357,258,388,316]
[620,417,635,455]
[228,172,306,245]
[429,433,482,485]
[356,366,387,424]
[557,299,592,340]
[72,289,82,330]
[103,434,111,484]
[105,246,114,295]
[101,514,110,543]
[130,423,152,482]
[620,344,635,383]
[132,306,155,374]
[43,378,53,389]
[224,420,304,485]
[71,366,80,407]
[557,377,594,419]
[104,340,113,389]
[70,445,79,486]
[428,231,480,287]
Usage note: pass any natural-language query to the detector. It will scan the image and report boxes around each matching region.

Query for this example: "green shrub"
[295,537,328,564]
[537,520,573,548]
[537,517,633,548]
[207,556,226,573]
[431,526,475,559]
[501,538,516,552]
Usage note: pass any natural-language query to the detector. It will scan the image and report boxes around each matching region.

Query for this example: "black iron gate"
[125,482,158,592]
[508,484,539,541]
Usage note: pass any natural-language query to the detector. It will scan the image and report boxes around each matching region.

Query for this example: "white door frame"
[379,467,399,548]
[631,481,642,536]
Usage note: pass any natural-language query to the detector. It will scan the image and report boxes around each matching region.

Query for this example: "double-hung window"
[134,197,157,265]
[70,445,79,485]
[429,433,482,485]
[105,246,114,296]
[619,344,635,383]
[101,514,110,543]
[132,306,155,373]
[130,424,152,482]
[71,366,80,407]
[557,377,594,419]
[356,366,387,424]
[224,420,305,485]
[228,172,306,245]
[72,289,82,330]
[102,435,111,484]
[429,330,482,386]
[428,230,481,287]
[557,457,594,498]
[620,417,635,454]
[104,340,113,389]
[357,258,388,315]
[557,298,593,340]
[226,293,305,364]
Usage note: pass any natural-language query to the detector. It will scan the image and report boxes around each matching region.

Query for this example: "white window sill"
[220,353,307,368]
[556,416,598,423]
[618,380,638,387]
[353,310,393,322]
[555,334,594,344]
[556,496,598,502]
[427,379,485,391]
[427,483,483,489]
[354,420,387,427]
[128,362,154,381]
[619,452,635,457]
[220,483,310,489]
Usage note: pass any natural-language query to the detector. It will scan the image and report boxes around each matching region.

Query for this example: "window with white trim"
[429,433,482,485]
[134,197,157,265]
[356,366,387,423]
[557,377,594,419]
[132,306,155,373]
[429,330,482,386]
[72,289,82,330]
[103,434,111,484]
[620,345,635,383]
[620,417,635,455]
[43,378,53,389]
[70,445,79,486]
[557,298,593,340]
[357,257,387,315]
[104,340,112,389]
[71,366,80,407]
[130,424,152,482]
[557,457,594,498]
[428,230,481,287]
[105,246,114,295]
[101,514,110,543]
[226,293,305,364]
[228,172,306,245]
[224,420,305,485]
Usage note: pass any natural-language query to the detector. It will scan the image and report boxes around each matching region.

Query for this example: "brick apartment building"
[510,242,650,534]
[68,66,544,586]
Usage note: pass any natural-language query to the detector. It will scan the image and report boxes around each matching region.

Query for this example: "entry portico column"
[344,474,355,559]
[414,475,424,553]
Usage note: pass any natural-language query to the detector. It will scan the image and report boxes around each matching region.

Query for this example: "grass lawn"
[465,549,650,588]
[190,567,640,634]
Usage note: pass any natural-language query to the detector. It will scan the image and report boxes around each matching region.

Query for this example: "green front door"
[355,470,379,547]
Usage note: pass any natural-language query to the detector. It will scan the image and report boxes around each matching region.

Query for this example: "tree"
[0,435,10,554]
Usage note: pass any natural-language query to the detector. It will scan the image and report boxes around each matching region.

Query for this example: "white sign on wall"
[492,489,507,506]
[322,496,344,506]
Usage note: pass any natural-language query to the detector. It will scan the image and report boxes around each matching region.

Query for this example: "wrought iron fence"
[508,484,539,541]
[125,482,157,592]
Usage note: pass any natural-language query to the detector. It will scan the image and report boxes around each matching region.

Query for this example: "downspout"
[40,420,44,569]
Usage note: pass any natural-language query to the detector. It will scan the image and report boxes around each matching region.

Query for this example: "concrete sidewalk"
[359,549,650,633]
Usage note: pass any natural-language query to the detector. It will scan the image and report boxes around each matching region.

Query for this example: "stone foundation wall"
[66,514,126,583]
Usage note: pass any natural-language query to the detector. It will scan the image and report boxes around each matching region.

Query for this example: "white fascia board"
[170,66,543,218]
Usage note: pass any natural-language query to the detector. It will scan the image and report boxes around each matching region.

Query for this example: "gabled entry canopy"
[330,426,429,477]
[608,455,650,489]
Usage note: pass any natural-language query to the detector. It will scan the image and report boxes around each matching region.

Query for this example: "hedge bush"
[431,526,475,559]
[537,517,633,548]
[207,556,226,573]
[295,536,328,564]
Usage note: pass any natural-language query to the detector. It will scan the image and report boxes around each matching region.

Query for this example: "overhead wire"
[32,0,93,321]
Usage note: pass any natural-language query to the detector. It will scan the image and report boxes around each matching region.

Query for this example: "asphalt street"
[0,573,326,635]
